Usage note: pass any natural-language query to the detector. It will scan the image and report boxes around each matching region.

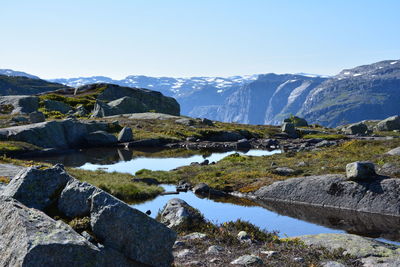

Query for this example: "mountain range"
[1,59,399,127]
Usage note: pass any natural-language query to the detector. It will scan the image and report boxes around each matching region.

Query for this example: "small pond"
[31,147,400,244]
[132,185,400,245]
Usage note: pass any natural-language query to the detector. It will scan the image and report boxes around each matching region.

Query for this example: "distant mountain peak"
[0,69,40,79]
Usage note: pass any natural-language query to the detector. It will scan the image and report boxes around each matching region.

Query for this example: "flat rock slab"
[105,112,181,120]
[0,164,25,179]
[254,174,400,216]
[297,233,400,267]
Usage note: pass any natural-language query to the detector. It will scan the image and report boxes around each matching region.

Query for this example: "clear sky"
[1,0,399,79]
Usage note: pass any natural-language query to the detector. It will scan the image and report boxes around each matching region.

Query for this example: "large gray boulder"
[159,198,204,228]
[343,122,368,135]
[85,83,180,116]
[90,191,176,267]
[58,179,100,218]
[254,174,400,216]
[108,96,147,113]
[0,196,138,267]
[84,131,118,146]
[43,99,73,114]
[2,165,72,210]
[0,196,100,267]
[0,119,111,149]
[376,115,400,131]
[345,161,376,180]
[0,95,39,114]
[117,126,133,142]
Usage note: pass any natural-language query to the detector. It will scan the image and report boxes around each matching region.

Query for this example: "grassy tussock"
[67,168,164,202]
[0,141,41,154]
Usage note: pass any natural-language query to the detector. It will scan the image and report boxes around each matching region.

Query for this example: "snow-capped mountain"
[4,59,399,127]
[50,75,259,98]
[0,69,39,79]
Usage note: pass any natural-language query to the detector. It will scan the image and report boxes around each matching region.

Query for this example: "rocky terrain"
[0,64,400,266]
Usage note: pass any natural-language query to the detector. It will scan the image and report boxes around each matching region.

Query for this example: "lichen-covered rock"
[90,191,176,267]
[297,233,400,259]
[117,126,133,142]
[254,174,400,216]
[346,161,376,180]
[58,179,100,218]
[2,165,72,210]
[159,198,204,228]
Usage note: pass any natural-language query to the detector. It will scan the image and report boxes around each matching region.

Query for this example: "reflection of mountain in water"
[255,199,400,242]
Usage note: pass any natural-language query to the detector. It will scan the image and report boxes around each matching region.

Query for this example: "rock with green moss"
[84,83,180,117]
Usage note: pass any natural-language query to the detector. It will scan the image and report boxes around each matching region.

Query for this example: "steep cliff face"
[299,60,400,127]
[195,74,326,125]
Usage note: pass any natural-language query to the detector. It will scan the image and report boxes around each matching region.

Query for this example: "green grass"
[134,139,400,193]
[38,85,107,111]
[302,133,348,140]
[0,141,41,155]
[67,168,164,202]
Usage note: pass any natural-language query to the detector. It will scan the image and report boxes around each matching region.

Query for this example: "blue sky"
[1,0,399,79]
